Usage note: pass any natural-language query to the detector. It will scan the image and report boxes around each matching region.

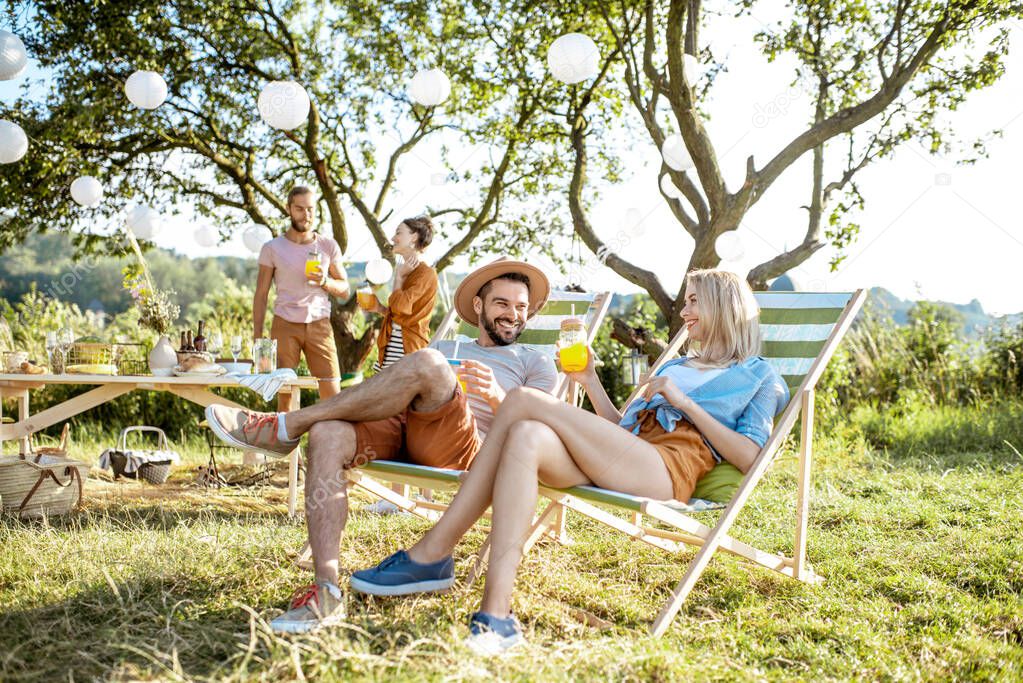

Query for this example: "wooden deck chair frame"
[497,288,865,637]
[293,290,612,568]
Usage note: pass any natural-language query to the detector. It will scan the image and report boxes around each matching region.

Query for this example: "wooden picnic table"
[0,372,318,516]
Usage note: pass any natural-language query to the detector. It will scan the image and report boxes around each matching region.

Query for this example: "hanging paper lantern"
[715,231,745,261]
[257,80,310,130]
[624,208,645,237]
[0,119,27,163]
[365,258,394,285]
[683,53,705,83]
[408,69,451,107]
[242,224,273,253]
[126,204,162,240]
[547,33,600,84]
[70,176,104,207]
[0,30,27,81]
[194,223,218,248]
[124,70,168,110]
[659,174,684,199]
[661,134,694,171]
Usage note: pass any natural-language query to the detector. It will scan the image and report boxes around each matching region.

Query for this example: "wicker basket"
[105,427,176,484]
[109,451,172,484]
[0,454,90,518]
[176,351,214,365]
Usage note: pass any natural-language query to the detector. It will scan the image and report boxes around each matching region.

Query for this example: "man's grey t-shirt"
[430,339,558,437]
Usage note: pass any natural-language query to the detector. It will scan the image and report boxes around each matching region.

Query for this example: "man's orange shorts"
[351,385,482,470]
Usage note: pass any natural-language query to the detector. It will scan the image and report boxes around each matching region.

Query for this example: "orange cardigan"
[376,262,439,360]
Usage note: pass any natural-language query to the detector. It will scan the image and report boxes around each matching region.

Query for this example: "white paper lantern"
[624,207,645,236]
[547,33,600,84]
[661,134,694,171]
[0,30,27,81]
[126,204,162,240]
[242,224,273,253]
[194,223,218,248]
[659,174,684,199]
[365,258,394,285]
[70,176,104,207]
[124,70,168,110]
[715,231,745,261]
[0,119,27,163]
[257,80,310,130]
[408,69,451,107]
[683,53,705,83]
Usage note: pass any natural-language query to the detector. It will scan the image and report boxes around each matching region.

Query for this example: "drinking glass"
[208,331,223,356]
[230,335,243,364]
[357,286,378,311]
[45,331,57,366]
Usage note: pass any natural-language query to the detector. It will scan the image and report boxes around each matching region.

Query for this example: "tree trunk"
[330,298,381,373]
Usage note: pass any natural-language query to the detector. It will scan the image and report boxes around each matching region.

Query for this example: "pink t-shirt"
[258,233,344,323]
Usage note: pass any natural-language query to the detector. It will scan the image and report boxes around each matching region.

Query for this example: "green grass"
[1,411,1022,681]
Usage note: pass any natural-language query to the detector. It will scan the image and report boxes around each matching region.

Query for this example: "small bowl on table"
[217,359,253,375]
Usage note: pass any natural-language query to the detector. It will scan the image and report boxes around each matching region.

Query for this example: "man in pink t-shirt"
[255,186,350,404]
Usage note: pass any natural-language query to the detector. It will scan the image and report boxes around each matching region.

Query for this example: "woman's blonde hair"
[684,269,762,368]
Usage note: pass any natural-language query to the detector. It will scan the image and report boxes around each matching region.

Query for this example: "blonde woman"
[350,269,789,653]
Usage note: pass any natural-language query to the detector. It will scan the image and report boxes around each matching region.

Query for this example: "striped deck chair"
[502,289,866,636]
[293,289,612,568]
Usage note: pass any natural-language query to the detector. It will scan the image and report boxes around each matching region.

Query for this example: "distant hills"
[867,287,1021,335]
[0,233,1018,336]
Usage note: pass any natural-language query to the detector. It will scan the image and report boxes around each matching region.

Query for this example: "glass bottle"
[194,320,207,352]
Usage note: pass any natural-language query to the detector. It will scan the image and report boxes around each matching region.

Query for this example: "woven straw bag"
[0,453,90,518]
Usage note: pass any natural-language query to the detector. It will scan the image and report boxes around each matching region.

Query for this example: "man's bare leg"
[285,349,455,439]
[304,420,358,586]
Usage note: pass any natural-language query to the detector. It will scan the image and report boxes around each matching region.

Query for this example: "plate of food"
[173,355,227,376]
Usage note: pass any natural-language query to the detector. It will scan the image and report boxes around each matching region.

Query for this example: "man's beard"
[480,309,525,346]
[291,218,312,233]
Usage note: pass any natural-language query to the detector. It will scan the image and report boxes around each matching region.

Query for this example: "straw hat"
[453,257,550,327]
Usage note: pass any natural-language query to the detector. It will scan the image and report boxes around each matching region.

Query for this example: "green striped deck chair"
[293,290,612,567]
[508,289,865,636]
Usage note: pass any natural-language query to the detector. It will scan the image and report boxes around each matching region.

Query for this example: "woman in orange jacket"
[372,216,438,372]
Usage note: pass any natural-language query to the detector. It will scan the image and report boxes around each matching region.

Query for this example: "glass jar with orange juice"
[305,250,322,286]
[356,285,379,311]
[558,318,588,372]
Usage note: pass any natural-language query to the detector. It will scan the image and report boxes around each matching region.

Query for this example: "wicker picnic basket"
[105,427,176,485]
[0,453,90,518]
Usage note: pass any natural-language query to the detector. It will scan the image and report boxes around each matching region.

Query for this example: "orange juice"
[559,342,588,372]
[305,252,321,284]
[357,289,378,311]
[447,359,467,392]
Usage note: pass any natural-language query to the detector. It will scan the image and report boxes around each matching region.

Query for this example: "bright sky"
[3,10,1022,315]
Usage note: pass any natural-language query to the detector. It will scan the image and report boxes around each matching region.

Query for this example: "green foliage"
[817,300,987,420]
[982,319,1023,395]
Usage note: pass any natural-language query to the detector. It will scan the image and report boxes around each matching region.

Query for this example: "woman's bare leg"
[480,419,583,615]
[408,386,673,565]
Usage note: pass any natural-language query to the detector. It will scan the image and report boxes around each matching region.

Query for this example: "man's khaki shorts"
[271,316,340,380]
[352,384,482,470]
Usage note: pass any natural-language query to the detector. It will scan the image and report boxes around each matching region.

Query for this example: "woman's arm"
[641,376,760,473]
[567,348,622,423]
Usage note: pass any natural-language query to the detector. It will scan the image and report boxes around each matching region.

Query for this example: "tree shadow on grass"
[0,576,264,681]
[0,573,464,681]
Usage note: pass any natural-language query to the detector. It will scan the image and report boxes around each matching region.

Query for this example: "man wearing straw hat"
[204,257,557,633]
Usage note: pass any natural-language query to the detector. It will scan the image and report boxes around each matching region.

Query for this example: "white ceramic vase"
[148,335,177,375]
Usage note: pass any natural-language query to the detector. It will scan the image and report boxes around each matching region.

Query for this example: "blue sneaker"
[349,550,455,596]
[465,611,524,655]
